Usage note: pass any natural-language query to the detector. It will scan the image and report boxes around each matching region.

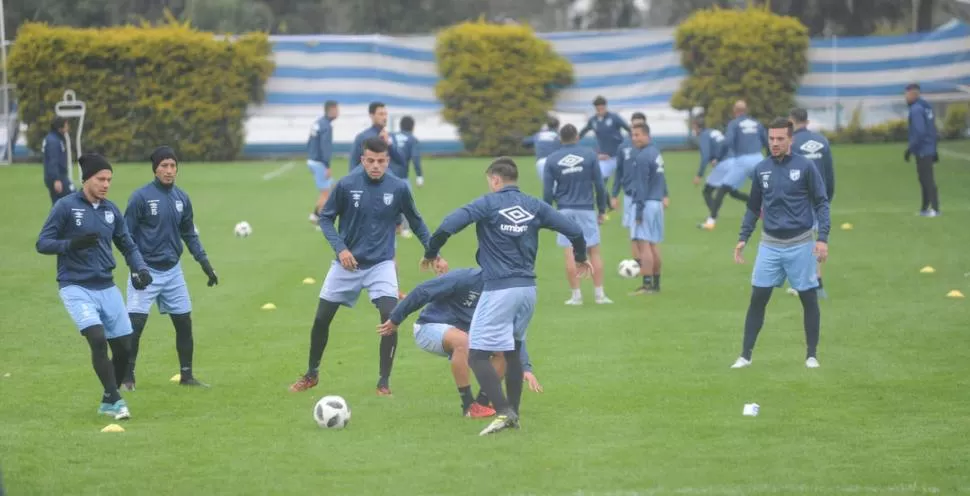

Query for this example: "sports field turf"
[1,142,968,495]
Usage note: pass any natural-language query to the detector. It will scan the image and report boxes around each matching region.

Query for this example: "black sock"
[798,289,821,358]
[702,185,716,215]
[171,313,194,379]
[728,188,750,202]
[107,335,132,388]
[711,187,729,218]
[469,349,509,413]
[642,275,653,287]
[741,286,773,360]
[817,277,824,289]
[307,299,340,377]
[375,296,399,385]
[459,385,474,411]
[475,390,490,406]
[83,325,121,404]
[653,274,661,290]
[505,342,524,415]
[127,313,148,383]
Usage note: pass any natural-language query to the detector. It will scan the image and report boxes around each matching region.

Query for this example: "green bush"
[823,105,913,144]
[9,20,274,162]
[670,6,809,128]
[942,102,969,139]
[434,20,573,156]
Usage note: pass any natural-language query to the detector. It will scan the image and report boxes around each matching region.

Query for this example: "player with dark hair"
[43,117,73,205]
[348,101,406,172]
[579,96,631,210]
[36,153,152,420]
[122,146,218,390]
[732,118,830,369]
[391,115,424,238]
[691,116,727,229]
[543,124,610,305]
[611,112,647,260]
[904,83,940,217]
[628,123,669,295]
[423,157,591,435]
[290,137,445,396]
[307,100,339,224]
[523,115,561,181]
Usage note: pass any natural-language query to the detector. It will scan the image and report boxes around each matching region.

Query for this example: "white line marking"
[262,161,296,180]
[939,147,970,161]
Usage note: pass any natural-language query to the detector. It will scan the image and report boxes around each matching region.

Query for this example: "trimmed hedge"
[671,7,809,128]
[435,20,573,156]
[10,20,274,162]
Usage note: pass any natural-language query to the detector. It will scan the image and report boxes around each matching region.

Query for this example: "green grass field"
[1,143,969,495]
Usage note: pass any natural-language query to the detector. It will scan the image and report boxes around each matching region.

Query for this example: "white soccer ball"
[313,395,351,429]
[618,259,640,278]
[233,221,252,237]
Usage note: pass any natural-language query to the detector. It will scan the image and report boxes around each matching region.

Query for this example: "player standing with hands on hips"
[731,118,830,369]
[36,153,153,420]
[122,146,218,390]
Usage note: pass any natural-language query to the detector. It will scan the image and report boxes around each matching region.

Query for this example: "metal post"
[0,0,11,164]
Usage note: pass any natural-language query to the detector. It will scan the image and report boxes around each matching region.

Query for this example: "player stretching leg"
[731,118,830,369]
[543,124,611,305]
[290,137,445,396]
[307,101,339,225]
[122,147,218,390]
[628,124,668,294]
[690,117,727,229]
[36,154,152,420]
[706,101,766,230]
[424,157,591,435]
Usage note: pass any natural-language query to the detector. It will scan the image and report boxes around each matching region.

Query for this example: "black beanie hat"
[78,154,113,182]
[150,146,178,172]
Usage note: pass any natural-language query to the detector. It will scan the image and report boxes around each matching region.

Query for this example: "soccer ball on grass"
[313,395,351,429]
[617,259,640,278]
[234,221,252,237]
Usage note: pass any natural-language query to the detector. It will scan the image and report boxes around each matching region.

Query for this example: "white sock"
[594,286,605,298]
[571,289,581,300]
[706,217,715,224]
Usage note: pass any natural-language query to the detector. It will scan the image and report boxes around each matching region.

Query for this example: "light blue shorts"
[59,285,132,339]
[126,264,192,315]
[468,286,537,352]
[599,157,617,179]
[705,159,731,187]
[307,160,332,191]
[721,153,763,190]
[630,200,664,243]
[535,158,547,182]
[413,322,452,357]
[556,209,600,248]
[752,240,819,291]
[621,195,634,228]
[319,260,398,307]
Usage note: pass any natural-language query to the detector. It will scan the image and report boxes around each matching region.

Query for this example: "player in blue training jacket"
[732,118,830,370]
[42,117,73,205]
[307,100,339,225]
[904,83,941,217]
[423,157,591,436]
[629,123,669,295]
[348,101,406,172]
[522,115,561,181]
[378,267,544,418]
[690,116,727,229]
[579,96,631,209]
[709,101,768,229]
[611,112,647,261]
[36,153,152,421]
[543,124,611,305]
[121,146,218,390]
[391,115,424,238]
[290,137,446,396]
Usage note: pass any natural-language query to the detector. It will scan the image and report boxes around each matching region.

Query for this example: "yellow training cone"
[841,223,853,230]
[170,373,182,383]
[302,277,316,285]
[920,266,936,274]
[946,290,965,298]
[101,424,125,433]
[261,303,277,310]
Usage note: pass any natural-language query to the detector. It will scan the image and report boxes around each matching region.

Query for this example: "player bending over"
[423,157,590,436]
[290,137,445,395]
[704,101,766,230]
[732,118,830,369]
[691,116,727,228]
[122,146,218,390]
[36,154,153,420]
[628,123,668,294]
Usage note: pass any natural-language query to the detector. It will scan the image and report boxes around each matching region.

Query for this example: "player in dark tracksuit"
[691,116,727,228]
[732,118,830,370]
[348,102,407,173]
[424,157,589,436]
[43,117,73,205]
[904,84,941,216]
[122,146,218,390]
[307,100,339,223]
[391,116,424,237]
[579,96,631,209]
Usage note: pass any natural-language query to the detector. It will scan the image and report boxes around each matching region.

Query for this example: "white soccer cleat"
[308,212,320,223]
[595,295,613,304]
[786,287,798,296]
[479,414,519,436]
[731,357,752,369]
[806,357,820,369]
[564,297,583,306]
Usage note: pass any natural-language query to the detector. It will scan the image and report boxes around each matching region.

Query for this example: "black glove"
[933,152,939,163]
[201,260,218,287]
[131,269,153,290]
[904,149,912,162]
[68,232,99,251]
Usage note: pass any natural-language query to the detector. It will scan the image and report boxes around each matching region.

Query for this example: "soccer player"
[391,115,424,238]
[122,146,218,390]
[579,96,631,208]
[904,83,941,217]
[543,124,610,305]
[349,101,405,172]
[36,153,153,420]
[628,123,668,295]
[789,108,835,298]
[307,100,339,224]
[612,112,647,254]
[708,101,767,229]
[43,117,73,205]
[731,118,830,369]
[691,116,727,228]
[522,115,561,181]
[423,157,591,435]
[290,137,443,395]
